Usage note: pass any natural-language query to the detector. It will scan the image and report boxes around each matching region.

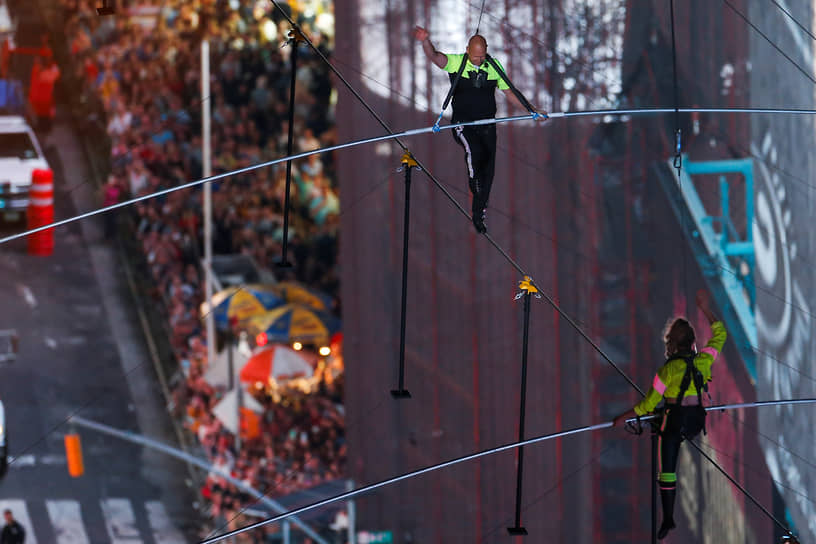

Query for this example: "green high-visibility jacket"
[634,321,727,416]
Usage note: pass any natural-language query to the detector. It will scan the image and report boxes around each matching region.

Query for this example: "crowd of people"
[57,0,344,536]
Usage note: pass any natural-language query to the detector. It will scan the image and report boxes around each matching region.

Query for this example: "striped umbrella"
[270,281,334,313]
[202,284,284,331]
[239,344,315,384]
[247,304,341,347]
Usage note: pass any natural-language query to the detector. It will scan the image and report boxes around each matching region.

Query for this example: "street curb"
[116,237,204,488]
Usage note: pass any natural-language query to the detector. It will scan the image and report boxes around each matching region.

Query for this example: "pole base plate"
[507,527,528,536]
[390,389,411,399]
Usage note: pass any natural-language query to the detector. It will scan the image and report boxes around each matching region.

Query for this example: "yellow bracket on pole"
[515,276,541,300]
[519,276,538,294]
[287,28,307,44]
[401,150,418,168]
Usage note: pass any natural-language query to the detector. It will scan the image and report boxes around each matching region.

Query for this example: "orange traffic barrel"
[64,433,84,477]
[27,168,54,256]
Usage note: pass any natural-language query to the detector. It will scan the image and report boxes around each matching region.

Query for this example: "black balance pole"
[390,151,417,399]
[651,429,658,544]
[508,276,537,535]
[278,27,304,269]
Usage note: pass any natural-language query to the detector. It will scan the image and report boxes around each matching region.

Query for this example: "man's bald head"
[466,34,487,66]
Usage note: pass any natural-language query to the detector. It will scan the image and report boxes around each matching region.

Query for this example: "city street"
[0,120,199,542]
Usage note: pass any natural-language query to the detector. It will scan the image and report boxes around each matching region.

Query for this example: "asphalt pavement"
[0,118,200,542]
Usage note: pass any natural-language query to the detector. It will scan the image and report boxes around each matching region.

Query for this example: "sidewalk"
[46,117,202,538]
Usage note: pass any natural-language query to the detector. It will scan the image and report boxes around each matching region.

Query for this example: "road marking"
[100,498,142,543]
[16,284,37,309]
[145,501,186,544]
[47,500,90,544]
[7,454,36,467]
[0,499,38,544]
[7,454,66,468]
[39,453,67,465]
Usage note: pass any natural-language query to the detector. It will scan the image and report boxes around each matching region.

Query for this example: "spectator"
[56,0,344,530]
[1,510,25,544]
[101,174,124,237]
[28,56,60,137]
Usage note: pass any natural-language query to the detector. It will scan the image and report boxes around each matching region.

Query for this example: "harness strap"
[444,54,469,111]
[485,54,539,117]
[433,53,469,131]
[675,353,708,434]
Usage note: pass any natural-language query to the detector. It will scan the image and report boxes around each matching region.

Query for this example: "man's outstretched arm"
[502,88,547,119]
[413,26,447,69]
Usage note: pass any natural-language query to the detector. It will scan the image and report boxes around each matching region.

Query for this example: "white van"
[0,115,49,223]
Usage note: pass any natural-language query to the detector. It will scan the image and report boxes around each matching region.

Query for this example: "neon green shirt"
[443,53,510,90]
[633,321,728,416]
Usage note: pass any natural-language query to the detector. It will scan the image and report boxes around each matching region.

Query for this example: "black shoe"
[472,210,487,234]
[657,519,676,540]
[658,487,676,540]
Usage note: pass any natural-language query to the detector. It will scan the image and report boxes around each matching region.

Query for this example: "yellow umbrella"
[199,284,284,331]
[247,304,341,347]
[270,281,333,312]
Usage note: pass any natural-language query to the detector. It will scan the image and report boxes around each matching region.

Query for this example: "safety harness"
[626,353,710,437]
[433,53,543,131]
[672,352,709,435]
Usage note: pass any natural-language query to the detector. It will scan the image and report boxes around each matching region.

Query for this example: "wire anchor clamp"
[514,276,542,300]
[432,112,444,133]
[396,151,420,172]
[284,27,307,47]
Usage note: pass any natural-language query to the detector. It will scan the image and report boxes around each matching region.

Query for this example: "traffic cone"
[27,168,54,256]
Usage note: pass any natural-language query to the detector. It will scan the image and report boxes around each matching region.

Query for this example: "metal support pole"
[508,278,536,535]
[282,520,291,544]
[651,429,658,544]
[228,331,241,451]
[391,151,417,399]
[201,38,215,367]
[278,28,304,268]
[347,479,357,544]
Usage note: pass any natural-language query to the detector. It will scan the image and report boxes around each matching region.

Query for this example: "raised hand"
[413,26,429,41]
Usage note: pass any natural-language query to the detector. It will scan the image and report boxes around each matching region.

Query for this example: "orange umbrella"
[240,345,314,384]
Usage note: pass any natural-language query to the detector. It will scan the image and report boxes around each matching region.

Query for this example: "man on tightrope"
[613,290,727,540]
[413,27,547,234]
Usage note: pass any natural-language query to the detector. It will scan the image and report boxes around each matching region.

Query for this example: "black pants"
[658,405,706,489]
[452,123,497,216]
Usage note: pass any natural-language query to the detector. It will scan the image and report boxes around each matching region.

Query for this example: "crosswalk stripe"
[46,500,90,544]
[100,498,142,543]
[0,499,38,544]
[146,501,186,544]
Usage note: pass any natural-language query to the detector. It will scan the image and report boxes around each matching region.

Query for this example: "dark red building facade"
[336,1,809,541]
